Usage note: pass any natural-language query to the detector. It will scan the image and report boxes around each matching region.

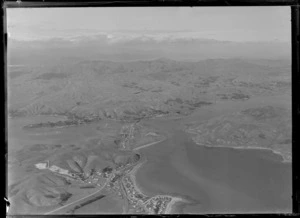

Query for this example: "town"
[35,157,181,214]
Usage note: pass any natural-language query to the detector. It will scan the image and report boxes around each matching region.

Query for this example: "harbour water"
[135,127,292,213]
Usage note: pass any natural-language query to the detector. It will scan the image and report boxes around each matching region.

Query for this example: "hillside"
[7,58,291,123]
[185,105,291,162]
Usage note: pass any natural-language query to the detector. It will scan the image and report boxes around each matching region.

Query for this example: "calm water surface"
[136,120,292,213]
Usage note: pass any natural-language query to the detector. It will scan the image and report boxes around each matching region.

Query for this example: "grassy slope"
[7,58,291,120]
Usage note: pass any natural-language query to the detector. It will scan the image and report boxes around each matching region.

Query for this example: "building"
[35,162,48,170]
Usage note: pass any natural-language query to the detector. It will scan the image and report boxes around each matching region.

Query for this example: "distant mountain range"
[8,34,290,65]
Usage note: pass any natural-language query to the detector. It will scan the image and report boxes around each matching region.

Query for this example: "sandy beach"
[164,196,187,214]
[129,160,187,214]
[128,160,147,195]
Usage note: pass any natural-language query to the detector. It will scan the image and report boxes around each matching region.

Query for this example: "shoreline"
[129,160,147,196]
[164,196,187,214]
[193,141,291,163]
[129,157,187,214]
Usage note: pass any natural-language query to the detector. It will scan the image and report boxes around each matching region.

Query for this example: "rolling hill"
[7,58,291,122]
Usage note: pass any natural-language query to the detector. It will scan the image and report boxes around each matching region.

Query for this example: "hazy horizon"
[7,7,290,42]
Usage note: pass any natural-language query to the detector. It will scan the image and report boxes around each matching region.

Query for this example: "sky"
[6,6,290,42]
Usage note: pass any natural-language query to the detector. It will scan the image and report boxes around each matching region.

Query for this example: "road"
[133,138,166,151]
[120,180,129,214]
[44,173,114,215]
[44,137,164,215]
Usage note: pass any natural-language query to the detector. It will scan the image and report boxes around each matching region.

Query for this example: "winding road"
[44,173,114,215]
[133,138,166,151]
[44,138,166,215]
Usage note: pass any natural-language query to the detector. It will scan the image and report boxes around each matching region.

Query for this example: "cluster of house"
[34,161,114,183]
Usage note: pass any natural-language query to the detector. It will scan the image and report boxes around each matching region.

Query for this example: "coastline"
[129,148,187,214]
[193,142,291,163]
[129,160,147,196]
[164,196,187,214]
